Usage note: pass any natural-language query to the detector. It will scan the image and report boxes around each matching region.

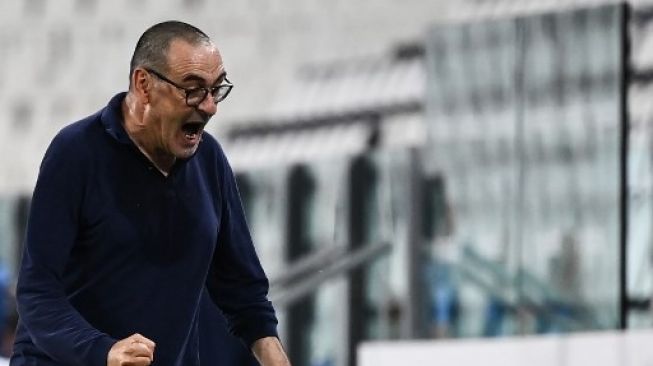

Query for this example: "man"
[199,291,259,366]
[11,21,291,366]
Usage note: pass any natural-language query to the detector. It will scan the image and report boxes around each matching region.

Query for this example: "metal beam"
[269,242,392,308]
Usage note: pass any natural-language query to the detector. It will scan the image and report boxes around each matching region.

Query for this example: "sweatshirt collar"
[100,92,133,145]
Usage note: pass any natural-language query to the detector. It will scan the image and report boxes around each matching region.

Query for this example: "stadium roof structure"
[225,44,428,170]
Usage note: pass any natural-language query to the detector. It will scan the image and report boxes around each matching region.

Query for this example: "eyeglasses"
[144,67,233,107]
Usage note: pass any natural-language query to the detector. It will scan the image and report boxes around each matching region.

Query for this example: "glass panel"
[308,161,348,366]
[627,124,653,328]
[282,161,347,366]
[235,170,285,278]
[627,18,653,328]
[518,8,622,332]
[424,4,623,338]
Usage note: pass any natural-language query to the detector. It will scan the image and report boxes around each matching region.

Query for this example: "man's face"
[145,39,225,160]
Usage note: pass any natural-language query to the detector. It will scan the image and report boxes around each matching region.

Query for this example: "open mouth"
[181,122,205,141]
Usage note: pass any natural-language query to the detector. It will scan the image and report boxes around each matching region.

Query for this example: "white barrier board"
[358,330,653,366]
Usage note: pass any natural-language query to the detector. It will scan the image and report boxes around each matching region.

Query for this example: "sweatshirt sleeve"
[205,146,279,347]
[16,129,117,366]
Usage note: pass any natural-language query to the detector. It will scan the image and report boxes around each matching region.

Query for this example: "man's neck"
[121,94,176,176]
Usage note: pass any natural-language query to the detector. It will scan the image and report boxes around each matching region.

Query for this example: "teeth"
[183,128,203,140]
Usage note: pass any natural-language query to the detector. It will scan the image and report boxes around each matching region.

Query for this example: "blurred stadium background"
[1,0,653,365]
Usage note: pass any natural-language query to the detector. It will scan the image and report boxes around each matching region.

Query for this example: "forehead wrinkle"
[180,68,226,86]
[165,39,224,85]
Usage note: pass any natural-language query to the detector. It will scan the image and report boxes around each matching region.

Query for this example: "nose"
[196,92,218,117]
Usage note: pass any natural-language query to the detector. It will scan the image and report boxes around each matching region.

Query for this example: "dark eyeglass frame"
[144,67,233,107]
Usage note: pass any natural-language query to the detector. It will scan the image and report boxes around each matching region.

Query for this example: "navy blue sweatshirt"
[11,93,278,366]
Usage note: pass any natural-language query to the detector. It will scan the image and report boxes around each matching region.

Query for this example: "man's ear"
[131,68,151,104]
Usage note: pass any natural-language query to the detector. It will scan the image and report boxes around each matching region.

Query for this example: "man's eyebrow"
[181,72,227,85]
[215,72,227,84]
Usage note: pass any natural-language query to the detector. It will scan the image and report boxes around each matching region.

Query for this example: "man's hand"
[107,333,156,366]
[252,336,291,366]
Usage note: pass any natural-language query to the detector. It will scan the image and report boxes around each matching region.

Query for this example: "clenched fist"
[107,333,156,366]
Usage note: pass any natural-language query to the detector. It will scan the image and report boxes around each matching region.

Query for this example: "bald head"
[129,21,212,88]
